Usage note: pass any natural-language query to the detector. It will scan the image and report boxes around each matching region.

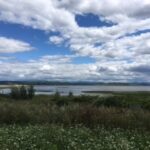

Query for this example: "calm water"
[1,85,150,95]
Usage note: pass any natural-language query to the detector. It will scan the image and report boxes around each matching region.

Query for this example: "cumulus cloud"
[0,55,149,82]
[0,37,34,53]
[57,0,150,21]
[0,0,150,81]
[49,36,64,45]
[0,55,96,81]
[0,0,77,31]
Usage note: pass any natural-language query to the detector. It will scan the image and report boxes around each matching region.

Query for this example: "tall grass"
[0,95,150,130]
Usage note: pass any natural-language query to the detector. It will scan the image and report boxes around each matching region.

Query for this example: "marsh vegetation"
[0,89,150,149]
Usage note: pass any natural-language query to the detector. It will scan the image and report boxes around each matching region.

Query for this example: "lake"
[1,85,150,95]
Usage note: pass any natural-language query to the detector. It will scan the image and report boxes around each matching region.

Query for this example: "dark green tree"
[20,85,27,99]
[68,91,73,98]
[10,86,20,99]
[28,85,35,99]
[53,91,60,101]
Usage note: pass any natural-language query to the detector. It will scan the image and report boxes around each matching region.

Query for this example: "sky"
[0,0,150,82]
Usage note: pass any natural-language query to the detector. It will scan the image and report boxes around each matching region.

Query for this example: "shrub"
[55,97,69,107]
[52,91,69,106]
[72,95,95,103]
[53,91,60,101]
[20,86,28,99]
[27,85,35,99]
[10,87,20,100]
[143,102,150,110]
[68,91,73,98]
[94,96,128,108]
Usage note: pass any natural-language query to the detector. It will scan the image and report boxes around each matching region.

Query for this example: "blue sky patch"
[119,29,150,39]
[75,13,116,28]
[72,56,95,64]
[0,21,73,61]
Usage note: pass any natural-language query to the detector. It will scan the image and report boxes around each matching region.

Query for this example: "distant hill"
[0,81,150,86]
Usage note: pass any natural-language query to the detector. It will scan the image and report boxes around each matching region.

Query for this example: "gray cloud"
[129,65,150,75]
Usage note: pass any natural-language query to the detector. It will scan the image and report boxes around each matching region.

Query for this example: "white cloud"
[0,55,96,81]
[0,0,77,31]
[0,37,34,53]
[95,32,150,59]
[0,54,149,82]
[39,55,75,64]
[49,36,64,45]
[0,0,150,81]
[58,0,150,21]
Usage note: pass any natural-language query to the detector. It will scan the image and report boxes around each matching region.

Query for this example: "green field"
[0,92,150,149]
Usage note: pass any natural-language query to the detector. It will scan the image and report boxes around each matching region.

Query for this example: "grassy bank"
[0,125,150,150]
[0,93,150,130]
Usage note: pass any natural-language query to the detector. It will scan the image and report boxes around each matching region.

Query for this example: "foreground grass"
[0,125,150,150]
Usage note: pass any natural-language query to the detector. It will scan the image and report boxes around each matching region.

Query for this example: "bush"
[55,97,69,107]
[53,91,60,101]
[10,87,20,100]
[143,102,150,110]
[94,96,127,107]
[20,86,28,99]
[72,95,96,103]
[28,85,35,99]
[68,91,73,98]
[52,91,69,106]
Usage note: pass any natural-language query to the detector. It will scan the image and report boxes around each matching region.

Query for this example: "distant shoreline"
[83,91,150,94]
[0,81,150,86]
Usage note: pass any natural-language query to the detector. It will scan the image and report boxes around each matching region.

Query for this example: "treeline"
[10,85,35,99]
